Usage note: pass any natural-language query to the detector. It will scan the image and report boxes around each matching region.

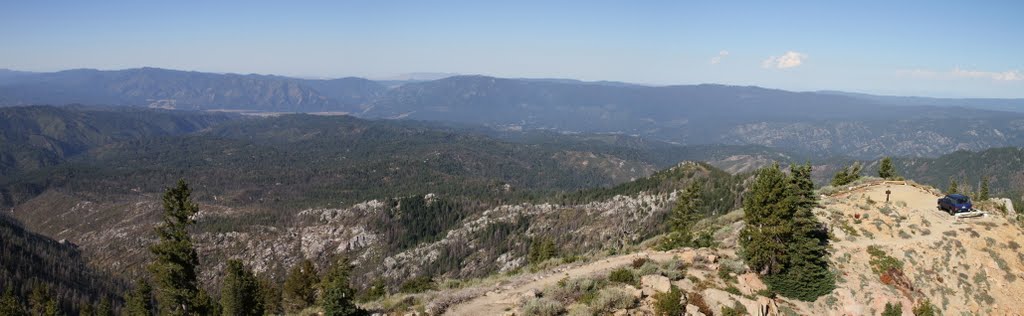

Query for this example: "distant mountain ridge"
[0,68,386,112]
[4,68,1024,158]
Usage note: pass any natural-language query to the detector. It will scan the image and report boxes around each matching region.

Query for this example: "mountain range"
[4,68,1024,158]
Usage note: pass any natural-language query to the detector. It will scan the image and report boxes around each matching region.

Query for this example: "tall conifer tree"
[220,260,264,316]
[282,259,319,313]
[149,179,203,315]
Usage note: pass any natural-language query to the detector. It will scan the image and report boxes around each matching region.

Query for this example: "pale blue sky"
[1,0,1022,97]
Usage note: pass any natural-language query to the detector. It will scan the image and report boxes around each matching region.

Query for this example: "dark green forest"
[0,213,124,315]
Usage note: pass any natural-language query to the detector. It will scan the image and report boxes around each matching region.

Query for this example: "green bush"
[543,277,603,305]
[659,259,686,280]
[867,246,903,275]
[520,298,564,316]
[608,268,637,285]
[913,299,937,316]
[592,288,636,314]
[638,261,660,276]
[652,286,683,316]
[399,275,435,293]
[882,302,902,316]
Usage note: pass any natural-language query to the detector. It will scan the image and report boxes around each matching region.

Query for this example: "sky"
[1,0,1022,98]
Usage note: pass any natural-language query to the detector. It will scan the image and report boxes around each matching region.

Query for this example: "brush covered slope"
[424,179,1023,316]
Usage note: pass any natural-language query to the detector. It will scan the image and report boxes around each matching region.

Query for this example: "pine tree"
[320,257,363,316]
[95,297,113,316]
[980,177,990,200]
[148,179,203,316]
[80,303,94,316]
[259,275,283,316]
[282,259,319,313]
[830,167,849,187]
[780,164,834,301]
[527,238,556,263]
[740,163,834,301]
[739,163,793,275]
[0,288,26,316]
[194,288,216,316]
[947,178,959,194]
[29,285,49,316]
[789,163,817,211]
[220,260,264,316]
[662,182,704,248]
[43,298,61,316]
[125,278,154,316]
[878,157,896,180]
[830,162,862,187]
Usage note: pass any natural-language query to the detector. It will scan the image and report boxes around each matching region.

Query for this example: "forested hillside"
[894,147,1024,201]
[0,105,235,177]
[0,213,123,315]
[1,111,689,208]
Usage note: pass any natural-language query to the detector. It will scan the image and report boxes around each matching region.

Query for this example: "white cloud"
[952,67,1022,81]
[762,51,807,69]
[898,67,1022,81]
[710,50,729,65]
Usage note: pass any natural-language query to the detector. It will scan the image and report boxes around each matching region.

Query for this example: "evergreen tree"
[527,238,556,264]
[789,163,818,211]
[662,182,704,248]
[220,260,264,316]
[282,259,319,313]
[878,157,897,180]
[259,275,283,316]
[80,303,94,316]
[740,164,834,301]
[96,297,113,316]
[739,164,793,275]
[830,168,849,187]
[148,179,203,316]
[980,177,990,200]
[830,162,862,187]
[0,288,26,316]
[194,288,216,316]
[43,298,61,316]
[320,257,363,316]
[947,178,959,194]
[125,278,154,316]
[29,285,49,316]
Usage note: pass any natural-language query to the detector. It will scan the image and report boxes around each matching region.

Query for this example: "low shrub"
[638,261,660,276]
[686,292,713,316]
[399,275,435,293]
[592,288,636,314]
[912,299,937,316]
[652,286,683,316]
[882,302,902,316]
[520,298,564,316]
[659,258,686,280]
[608,267,637,285]
[720,302,747,316]
[543,277,603,304]
[632,257,649,269]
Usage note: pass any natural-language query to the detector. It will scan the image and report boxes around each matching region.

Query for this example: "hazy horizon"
[2,1,1023,98]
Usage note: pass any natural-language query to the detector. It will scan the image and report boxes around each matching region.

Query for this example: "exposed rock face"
[736,272,767,296]
[640,275,671,297]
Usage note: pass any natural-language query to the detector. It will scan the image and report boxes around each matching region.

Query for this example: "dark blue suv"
[937,194,972,215]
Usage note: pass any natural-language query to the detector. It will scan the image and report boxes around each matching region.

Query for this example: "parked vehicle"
[937,194,972,215]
